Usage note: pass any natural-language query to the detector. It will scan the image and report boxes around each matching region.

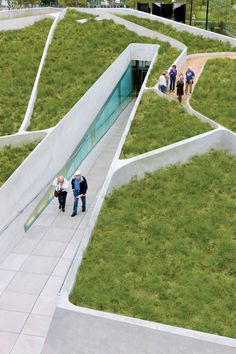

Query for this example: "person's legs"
[61,191,67,211]
[58,191,63,209]
[185,82,189,94]
[81,196,86,212]
[72,190,79,216]
[189,81,193,94]
[170,77,175,91]
[172,77,176,91]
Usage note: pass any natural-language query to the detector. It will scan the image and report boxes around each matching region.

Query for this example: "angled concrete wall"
[19,9,67,132]
[43,304,236,354]
[0,7,62,19]
[0,43,158,262]
[78,8,236,47]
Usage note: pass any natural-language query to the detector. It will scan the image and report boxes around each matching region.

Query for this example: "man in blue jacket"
[71,170,88,217]
[185,67,195,95]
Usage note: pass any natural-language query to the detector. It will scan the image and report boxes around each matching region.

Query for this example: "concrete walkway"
[0,101,135,354]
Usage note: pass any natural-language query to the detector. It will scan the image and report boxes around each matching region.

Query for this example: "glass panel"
[24,61,150,231]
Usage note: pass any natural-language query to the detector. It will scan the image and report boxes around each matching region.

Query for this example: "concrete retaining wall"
[79,8,236,47]
[43,305,236,354]
[19,9,67,132]
[0,43,158,262]
[0,7,62,19]
[0,131,47,148]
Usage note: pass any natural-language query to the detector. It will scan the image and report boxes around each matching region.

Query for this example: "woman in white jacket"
[53,176,69,212]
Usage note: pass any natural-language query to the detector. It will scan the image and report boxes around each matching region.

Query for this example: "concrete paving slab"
[0,270,16,293]
[50,214,82,230]
[42,227,75,243]
[25,225,48,241]
[0,254,28,271]
[70,228,87,244]
[0,309,28,332]
[0,331,18,354]
[22,314,52,337]
[52,258,71,278]
[34,213,57,228]
[20,255,59,275]
[32,241,67,258]
[40,276,64,297]
[7,272,48,295]
[13,239,40,255]
[32,296,58,317]
[11,334,45,354]
[62,242,78,260]
[0,291,37,313]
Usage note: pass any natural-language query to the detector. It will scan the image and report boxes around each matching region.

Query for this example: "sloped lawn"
[0,141,39,186]
[28,10,179,130]
[191,58,236,132]
[70,150,236,338]
[121,91,212,158]
[0,19,53,135]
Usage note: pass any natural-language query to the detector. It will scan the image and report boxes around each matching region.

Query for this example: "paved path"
[0,101,135,354]
[167,53,236,104]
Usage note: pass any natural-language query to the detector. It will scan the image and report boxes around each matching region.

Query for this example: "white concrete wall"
[108,128,235,192]
[0,14,55,31]
[0,7,62,19]
[79,8,236,47]
[0,43,158,262]
[43,305,236,354]
[0,131,47,148]
[19,9,67,132]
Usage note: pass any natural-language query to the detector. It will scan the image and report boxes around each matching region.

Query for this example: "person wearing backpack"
[185,67,195,95]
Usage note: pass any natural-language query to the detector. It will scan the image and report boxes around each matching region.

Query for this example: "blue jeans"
[169,76,176,91]
[158,85,167,94]
[73,190,86,214]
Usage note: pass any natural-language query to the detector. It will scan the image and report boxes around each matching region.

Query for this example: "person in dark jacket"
[176,73,184,103]
[71,170,88,217]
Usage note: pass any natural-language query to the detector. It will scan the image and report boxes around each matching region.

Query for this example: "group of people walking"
[53,170,88,217]
[158,65,195,103]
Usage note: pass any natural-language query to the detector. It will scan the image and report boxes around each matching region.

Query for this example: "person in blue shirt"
[71,170,88,217]
[185,67,195,95]
[169,64,177,92]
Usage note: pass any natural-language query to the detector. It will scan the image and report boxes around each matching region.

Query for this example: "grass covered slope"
[0,141,39,186]
[70,150,236,338]
[121,92,212,158]
[191,58,236,131]
[28,10,179,130]
[0,19,53,136]
[120,15,236,55]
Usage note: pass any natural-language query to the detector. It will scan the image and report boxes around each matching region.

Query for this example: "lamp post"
[205,0,210,30]
[189,0,193,26]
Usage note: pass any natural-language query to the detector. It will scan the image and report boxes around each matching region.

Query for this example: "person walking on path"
[176,73,184,103]
[185,66,195,95]
[158,71,168,94]
[169,64,177,92]
[71,170,88,217]
[53,176,69,212]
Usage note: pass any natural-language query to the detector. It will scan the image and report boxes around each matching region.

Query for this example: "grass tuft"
[121,91,212,158]
[0,141,39,186]
[0,19,53,135]
[191,58,236,132]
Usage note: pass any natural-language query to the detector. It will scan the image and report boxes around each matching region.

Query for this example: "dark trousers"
[170,76,176,91]
[58,191,67,209]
